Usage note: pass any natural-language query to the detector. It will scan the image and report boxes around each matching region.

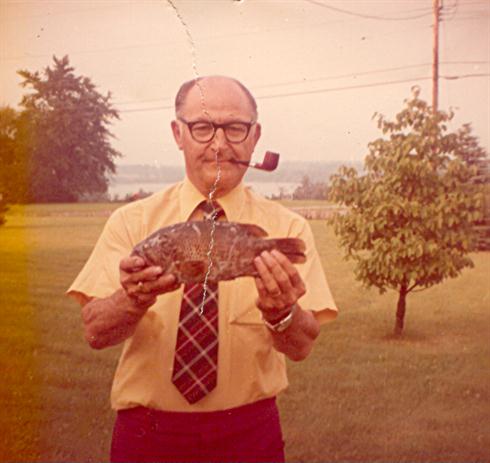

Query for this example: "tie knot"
[201,200,224,221]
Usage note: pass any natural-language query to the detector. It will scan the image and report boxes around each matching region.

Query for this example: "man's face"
[171,78,261,197]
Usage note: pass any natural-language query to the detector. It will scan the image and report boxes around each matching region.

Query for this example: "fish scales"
[131,221,306,284]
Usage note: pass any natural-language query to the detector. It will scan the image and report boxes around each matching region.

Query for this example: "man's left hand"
[253,249,306,321]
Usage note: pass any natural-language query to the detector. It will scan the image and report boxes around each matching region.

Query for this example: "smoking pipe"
[230,151,279,171]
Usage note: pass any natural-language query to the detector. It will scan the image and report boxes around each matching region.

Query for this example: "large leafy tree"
[0,107,16,225]
[18,55,120,202]
[329,87,487,335]
[0,106,29,203]
[0,106,25,224]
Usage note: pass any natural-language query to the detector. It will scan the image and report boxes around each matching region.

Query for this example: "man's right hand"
[120,256,180,310]
[82,257,180,349]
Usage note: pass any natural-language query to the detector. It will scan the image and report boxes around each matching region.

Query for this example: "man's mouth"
[203,158,239,165]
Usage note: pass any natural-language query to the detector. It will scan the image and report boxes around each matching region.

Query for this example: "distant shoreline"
[111,160,363,186]
[108,181,301,199]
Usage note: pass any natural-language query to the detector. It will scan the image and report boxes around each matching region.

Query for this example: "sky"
[1,0,489,169]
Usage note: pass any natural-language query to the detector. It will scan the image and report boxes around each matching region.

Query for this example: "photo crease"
[166,0,222,316]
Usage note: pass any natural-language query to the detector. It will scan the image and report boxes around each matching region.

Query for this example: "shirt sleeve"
[294,218,338,325]
[66,209,134,306]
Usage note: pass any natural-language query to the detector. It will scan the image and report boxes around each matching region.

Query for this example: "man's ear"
[252,123,262,146]
[171,120,184,150]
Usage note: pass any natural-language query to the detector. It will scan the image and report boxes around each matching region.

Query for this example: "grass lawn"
[0,203,489,462]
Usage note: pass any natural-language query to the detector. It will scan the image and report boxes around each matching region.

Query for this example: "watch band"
[262,304,297,333]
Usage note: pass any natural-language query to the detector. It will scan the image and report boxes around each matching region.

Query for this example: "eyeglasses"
[178,117,256,144]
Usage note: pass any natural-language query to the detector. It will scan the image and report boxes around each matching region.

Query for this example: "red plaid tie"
[171,201,224,404]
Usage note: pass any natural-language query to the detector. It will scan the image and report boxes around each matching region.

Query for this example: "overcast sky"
[1,0,489,169]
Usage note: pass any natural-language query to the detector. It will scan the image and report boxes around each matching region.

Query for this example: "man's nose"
[210,127,227,150]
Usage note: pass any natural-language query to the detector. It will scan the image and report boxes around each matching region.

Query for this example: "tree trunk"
[394,284,408,336]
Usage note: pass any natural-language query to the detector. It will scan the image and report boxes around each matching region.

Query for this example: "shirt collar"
[179,176,247,222]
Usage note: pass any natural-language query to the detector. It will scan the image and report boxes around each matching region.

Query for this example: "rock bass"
[131,221,306,284]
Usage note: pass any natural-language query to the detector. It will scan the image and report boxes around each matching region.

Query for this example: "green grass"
[0,205,489,462]
[0,209,42,460]
[282,221,490,462]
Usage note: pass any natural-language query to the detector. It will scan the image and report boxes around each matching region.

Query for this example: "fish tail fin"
[266,238,306,263]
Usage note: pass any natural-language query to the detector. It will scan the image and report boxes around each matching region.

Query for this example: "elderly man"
[68,75,337,462]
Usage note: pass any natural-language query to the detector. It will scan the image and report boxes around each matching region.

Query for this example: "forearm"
[82,288,148,349]
[268,307,320,361]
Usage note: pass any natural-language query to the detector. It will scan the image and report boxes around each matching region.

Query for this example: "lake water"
[108,181,300,199]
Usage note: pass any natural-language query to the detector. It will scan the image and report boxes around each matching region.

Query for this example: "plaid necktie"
[171,201,224,404]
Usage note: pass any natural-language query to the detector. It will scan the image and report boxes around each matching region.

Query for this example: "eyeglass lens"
[190,122,250,143]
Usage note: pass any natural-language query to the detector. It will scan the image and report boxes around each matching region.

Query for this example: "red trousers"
[110,398,285,463]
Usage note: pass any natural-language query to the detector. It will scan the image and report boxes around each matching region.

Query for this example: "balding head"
[170,75,261,197]
[175,76,258,120]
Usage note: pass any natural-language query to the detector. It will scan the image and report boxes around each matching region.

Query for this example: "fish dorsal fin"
[237,223,268,238]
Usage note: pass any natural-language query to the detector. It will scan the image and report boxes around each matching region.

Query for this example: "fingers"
[120,256,180,309]
[122,266,164,294]
[120,255,146,273]
[124,274,179,309]
[254,276,282,314]
[270,250,306,295]
[255,275,268,299]
[254,250,305,294]
[254,254,283,296]
[253,250,306,311]
[142,274,179,295]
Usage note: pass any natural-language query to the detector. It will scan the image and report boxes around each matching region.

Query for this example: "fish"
[131,221,306,284]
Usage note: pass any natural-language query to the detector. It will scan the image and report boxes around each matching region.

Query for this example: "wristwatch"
[262,304,297,333]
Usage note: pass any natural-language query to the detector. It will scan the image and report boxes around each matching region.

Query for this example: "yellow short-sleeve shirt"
[67,178,338,412]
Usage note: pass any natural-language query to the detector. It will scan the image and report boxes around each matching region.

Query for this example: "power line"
[114,61,489,106]
[304,0,433,21]
[256,74,489,101]
[440,0,458,22]
[116,96,173,106]
[0,42,172,62]
[116,63,435,106]
[251,61,488,90]
[448,16,490,21]
[0,17,428,63]
[0,17,362,62]
[7,3,476,64]
[120,104,173,114]
[442,73,490,80]
[118,73,490,114]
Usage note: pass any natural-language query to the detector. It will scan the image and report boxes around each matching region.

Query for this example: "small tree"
[329,87,486,335]
[18,55,120,202]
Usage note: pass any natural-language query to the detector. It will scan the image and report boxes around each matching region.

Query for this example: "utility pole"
[432,0,440,113]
